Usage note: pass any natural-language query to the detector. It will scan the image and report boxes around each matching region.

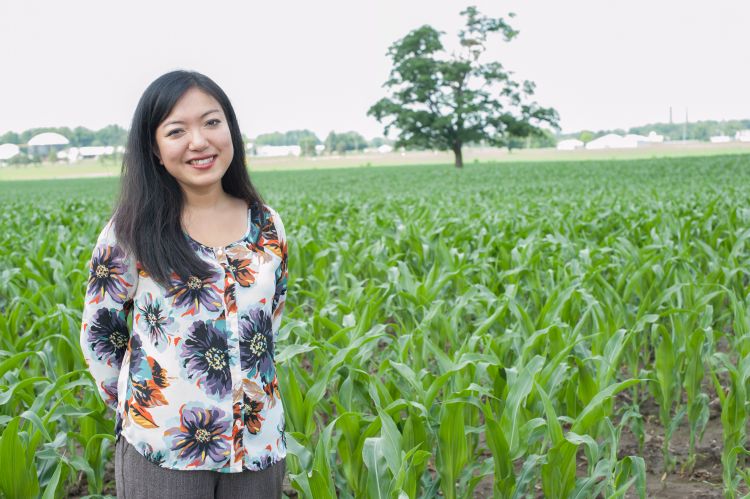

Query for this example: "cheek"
[219,132,235,162]
[161,148,182,168]
[155,138,179,164]
[220,131,234,150]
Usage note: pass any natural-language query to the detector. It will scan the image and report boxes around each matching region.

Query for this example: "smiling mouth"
[188,156,216,166]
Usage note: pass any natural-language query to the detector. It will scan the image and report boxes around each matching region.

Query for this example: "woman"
[79,70,288,498]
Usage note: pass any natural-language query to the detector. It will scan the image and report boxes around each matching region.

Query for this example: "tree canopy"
[324,131,367,154]
[254,129,320,147]
[368,6,558,167]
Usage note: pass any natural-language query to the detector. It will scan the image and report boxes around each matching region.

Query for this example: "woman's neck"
[181,183,230,212]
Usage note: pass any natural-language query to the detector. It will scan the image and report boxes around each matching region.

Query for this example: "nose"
[189,129,208,150]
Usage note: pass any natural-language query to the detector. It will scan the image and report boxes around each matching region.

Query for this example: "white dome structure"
[27,132,70,158]
[28,132,69,146]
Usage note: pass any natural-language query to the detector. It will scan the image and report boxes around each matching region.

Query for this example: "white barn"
[586,134,629,150]
[645,131,664,143]
[255,145,301,157]
[59,146,116,162]
[556,139,584,151]
[623,134,649,147]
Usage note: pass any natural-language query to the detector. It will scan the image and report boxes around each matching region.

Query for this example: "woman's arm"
[270,209,288,340]
[79,220,139,411]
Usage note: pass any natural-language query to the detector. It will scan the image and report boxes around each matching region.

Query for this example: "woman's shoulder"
[92,216,137,260]
[254,203,286,241]
[258,202,280,217]
[93,216,118,244]
[255,203,283,226]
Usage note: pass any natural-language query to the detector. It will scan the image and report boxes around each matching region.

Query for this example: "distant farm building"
[735,130,750,142]
[79,146,115,158]
[27,132,69,157]
[556,139,583,151]
[58,146,117,162]
[255,145,301,157]
[645,131,665,143]
[0,143,20,162]
[586,134,631,150]
[710,135,731,143]
[377,144,394,153]
[585,132,664,150]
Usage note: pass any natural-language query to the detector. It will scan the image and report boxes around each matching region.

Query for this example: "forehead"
[162,87,223,124]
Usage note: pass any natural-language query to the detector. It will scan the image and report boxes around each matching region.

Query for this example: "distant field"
[3,155,750,497]
[1,141,749,181]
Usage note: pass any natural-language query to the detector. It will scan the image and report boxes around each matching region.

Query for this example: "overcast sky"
[1,1,748,139]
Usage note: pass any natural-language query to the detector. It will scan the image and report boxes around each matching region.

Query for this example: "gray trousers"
[115,437,286,499]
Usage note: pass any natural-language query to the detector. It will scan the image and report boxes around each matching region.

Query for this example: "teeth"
[190,157,214,165]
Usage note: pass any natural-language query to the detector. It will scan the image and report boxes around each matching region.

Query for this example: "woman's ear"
[153,148,163,165]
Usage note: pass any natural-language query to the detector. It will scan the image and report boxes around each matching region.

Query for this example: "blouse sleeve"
[79,220,138,411]
[270,209,288,341]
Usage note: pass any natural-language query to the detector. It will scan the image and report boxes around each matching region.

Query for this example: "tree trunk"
[452,143,463,168]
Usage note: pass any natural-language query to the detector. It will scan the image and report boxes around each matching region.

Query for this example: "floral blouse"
[79,204,288,473]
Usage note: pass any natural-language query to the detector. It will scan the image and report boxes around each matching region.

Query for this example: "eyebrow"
[162,109,221,127]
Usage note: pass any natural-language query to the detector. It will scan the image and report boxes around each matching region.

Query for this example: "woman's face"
[154,87,234,194]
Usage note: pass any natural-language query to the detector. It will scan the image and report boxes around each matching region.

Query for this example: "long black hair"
[113,70,264,288]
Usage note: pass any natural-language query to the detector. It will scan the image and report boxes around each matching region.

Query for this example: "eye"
[166,128,183,137]
[206,119,221,127]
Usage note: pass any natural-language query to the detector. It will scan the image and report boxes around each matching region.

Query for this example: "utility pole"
[669,106,673,125]
[683,107,688,141]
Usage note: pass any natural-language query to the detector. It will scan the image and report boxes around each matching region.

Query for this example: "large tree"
[368,6,558,168]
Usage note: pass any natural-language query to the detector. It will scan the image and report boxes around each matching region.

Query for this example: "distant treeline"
[253,129,386,155]
[561,119,750,142]
[5,118,746,153]
[0,126,388,156]
[254,128,558,152]
[252,128,558,154]
[0,125,128,147]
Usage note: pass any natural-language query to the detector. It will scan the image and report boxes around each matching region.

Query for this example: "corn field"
[1,155,750,498]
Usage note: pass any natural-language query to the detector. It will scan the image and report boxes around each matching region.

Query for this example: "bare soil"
[618,411,725,498]
[470,388,746,499]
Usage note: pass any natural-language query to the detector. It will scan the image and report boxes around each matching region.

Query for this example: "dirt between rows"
[615,387,747,498]
[617,411,725,498]
[470,388,748,499]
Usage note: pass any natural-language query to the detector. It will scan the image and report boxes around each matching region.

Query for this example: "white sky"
[1,1,748,138]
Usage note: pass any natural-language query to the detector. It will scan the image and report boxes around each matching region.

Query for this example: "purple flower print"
[87,245,132,304]
[135,293,174,349]
[87,308,129,366]
[166,272,222,317]
[180,320,232,398]
[166,403,231,465]
[239,309,275,383]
